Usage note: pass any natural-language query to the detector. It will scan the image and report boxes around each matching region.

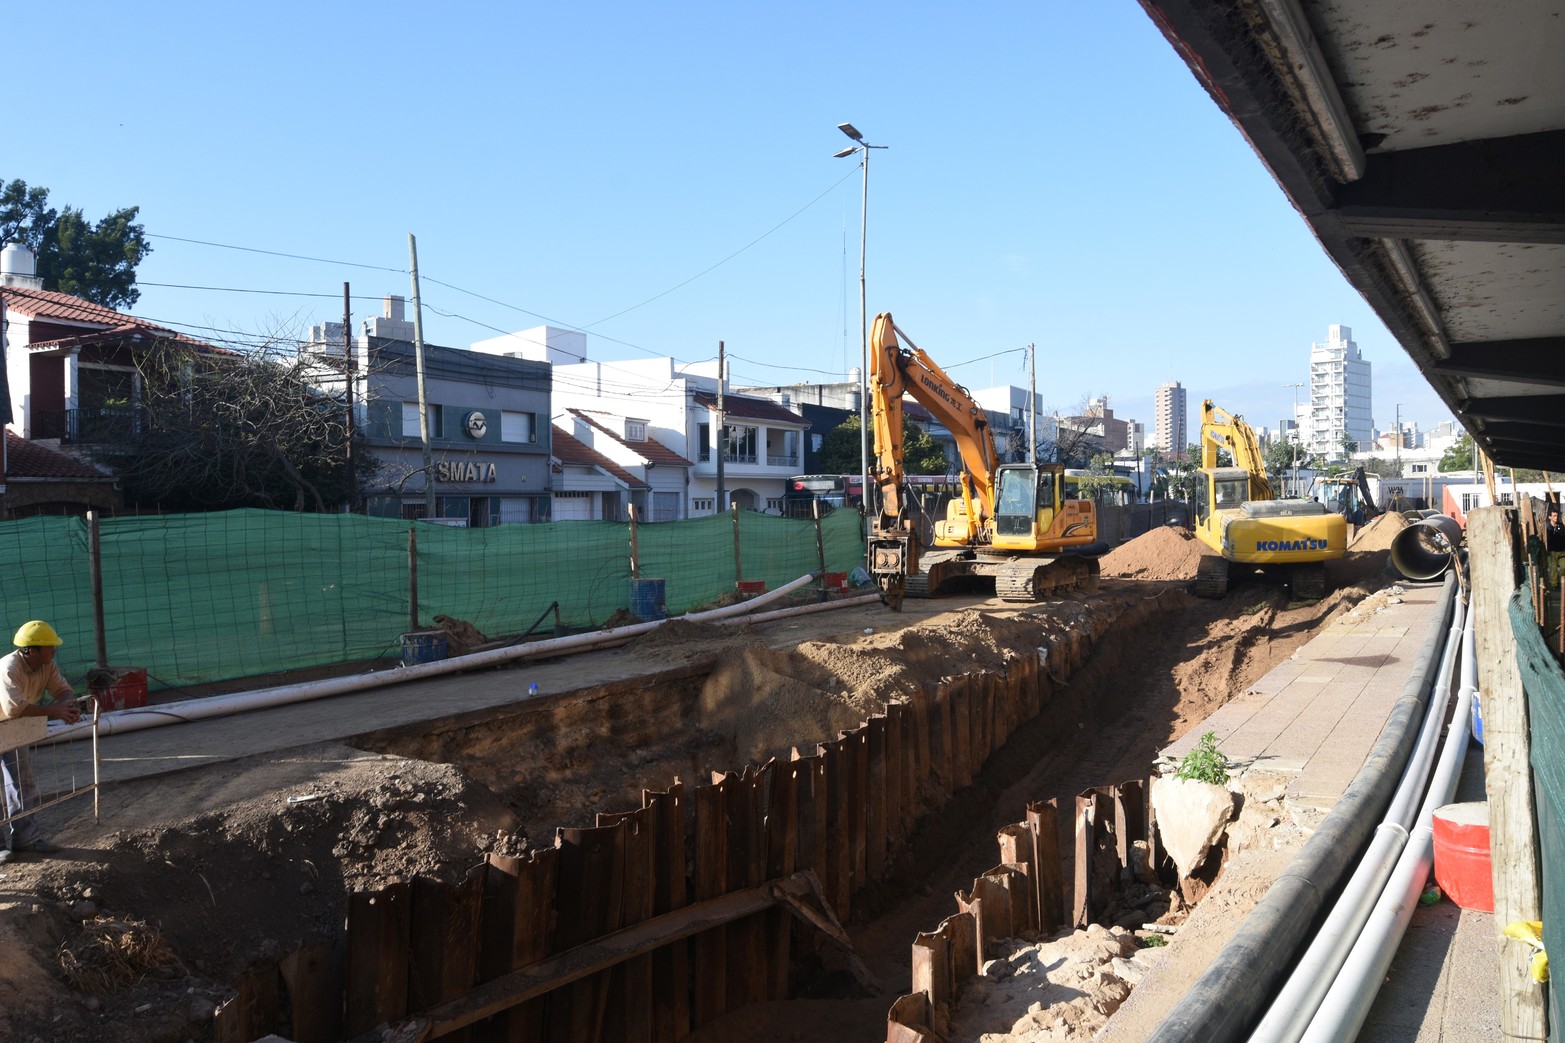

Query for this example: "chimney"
[383,295,406,321]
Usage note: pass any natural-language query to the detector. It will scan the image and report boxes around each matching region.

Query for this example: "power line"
[144,233,404,273]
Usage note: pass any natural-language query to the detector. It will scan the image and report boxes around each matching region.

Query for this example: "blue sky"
[15,1,1452,444]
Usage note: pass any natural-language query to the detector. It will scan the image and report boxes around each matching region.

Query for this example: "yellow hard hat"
[13,620,63,648]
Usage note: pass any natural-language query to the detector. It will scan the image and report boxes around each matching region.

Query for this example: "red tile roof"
[692,392,807,426]
[4,432,111,481]
[567,410,693,467]
[0,286,231,354]
[551,426,648,490]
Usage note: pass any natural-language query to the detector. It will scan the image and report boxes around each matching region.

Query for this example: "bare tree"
[108,334,375,512]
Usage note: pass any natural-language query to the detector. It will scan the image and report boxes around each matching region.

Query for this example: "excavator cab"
[993,464,1055,538]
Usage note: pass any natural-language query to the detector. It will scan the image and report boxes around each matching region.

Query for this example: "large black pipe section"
[1390,515,1463,581]
[1145,571,1458,1043]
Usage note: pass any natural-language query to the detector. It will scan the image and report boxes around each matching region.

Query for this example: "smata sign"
[436,460,498,483]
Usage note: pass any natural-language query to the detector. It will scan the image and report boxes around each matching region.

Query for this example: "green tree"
[1440,433,1474,473]
[902,423,950,474]
[1264,437,1297,480]
[1,178,152,309]
[816,415,864,476]
[815,415,950,476]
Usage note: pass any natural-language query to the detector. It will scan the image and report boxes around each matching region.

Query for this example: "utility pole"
[1394,402,1402,477]
[409,234,435,520]
[342,282,356,512]
[1027,343,1037,466]
[715,341,726,512]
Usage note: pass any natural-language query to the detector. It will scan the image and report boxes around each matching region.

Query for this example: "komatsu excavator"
[1193,400,1346,599]
[865,313,1105,610]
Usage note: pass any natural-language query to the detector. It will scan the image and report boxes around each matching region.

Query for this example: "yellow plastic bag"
[1504,920,1549,983]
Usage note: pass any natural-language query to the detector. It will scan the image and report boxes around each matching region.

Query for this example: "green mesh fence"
[1511,576,1563,1038]
[0,508,867,693]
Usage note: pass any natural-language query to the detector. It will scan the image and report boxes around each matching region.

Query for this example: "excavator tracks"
[1290,562,1327,600]
[1194,554,1230,599]
[994,556,1101,602]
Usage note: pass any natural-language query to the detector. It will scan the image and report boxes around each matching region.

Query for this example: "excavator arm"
[870,313,1000,526]
[1200,399,1276,501]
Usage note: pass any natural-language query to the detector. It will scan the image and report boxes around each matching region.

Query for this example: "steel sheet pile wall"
[207,626,1105,1041]
[886,780,1161,1043]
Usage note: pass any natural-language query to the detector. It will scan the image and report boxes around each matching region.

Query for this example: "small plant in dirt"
[1139,933,1169,948]
[1174,731,1230,786]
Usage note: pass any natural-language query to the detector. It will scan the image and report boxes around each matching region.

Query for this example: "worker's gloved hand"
[50,699,81,726]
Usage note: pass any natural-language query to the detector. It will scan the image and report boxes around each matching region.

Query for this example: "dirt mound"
[1101,526,1206,581]
[1349,510,1409,551]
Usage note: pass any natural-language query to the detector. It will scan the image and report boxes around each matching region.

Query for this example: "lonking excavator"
[864,313,1105,610]
[1193,400,1346,599]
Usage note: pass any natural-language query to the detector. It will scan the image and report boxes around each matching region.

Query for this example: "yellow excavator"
[865,313,1105,610]
[1193,400,1346,599]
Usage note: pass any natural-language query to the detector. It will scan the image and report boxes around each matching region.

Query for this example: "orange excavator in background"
[865,313,1105,610]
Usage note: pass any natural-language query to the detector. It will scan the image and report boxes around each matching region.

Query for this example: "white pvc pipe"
[49,574,876,744]
[1300,606,1476,1042]
[1249,593,1466,1043]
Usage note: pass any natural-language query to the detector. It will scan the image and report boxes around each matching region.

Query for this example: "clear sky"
[15,0,1453,445]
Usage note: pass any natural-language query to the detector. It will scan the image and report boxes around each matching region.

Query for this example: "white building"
[1153,381,1187,455]
[478,326,807,516]
[1306,325,1373,461]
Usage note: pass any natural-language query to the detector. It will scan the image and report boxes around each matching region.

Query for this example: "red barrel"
[1432,802,1493,912]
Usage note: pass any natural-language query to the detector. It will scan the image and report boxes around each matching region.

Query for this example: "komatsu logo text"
[1255,538,1328,552]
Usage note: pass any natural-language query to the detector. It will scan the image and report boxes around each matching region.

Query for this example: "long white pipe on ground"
[1248,592,1467,1043]
[1298,597,1477,1042]
[49,575,880,744]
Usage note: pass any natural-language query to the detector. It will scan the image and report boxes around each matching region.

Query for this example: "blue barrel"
[400,631,449,666]
[629,578,667,621]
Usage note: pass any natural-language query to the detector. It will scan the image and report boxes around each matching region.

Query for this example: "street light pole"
[834,123,887,517]
[1284,382,1305,496]
[1395,402,1402,477]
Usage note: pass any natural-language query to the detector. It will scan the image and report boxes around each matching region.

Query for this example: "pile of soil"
[1100,526,1206,581]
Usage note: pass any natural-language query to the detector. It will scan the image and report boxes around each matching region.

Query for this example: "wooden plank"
[1470,506,1547,1040]
[725,767,768,1010]
[599,807,654,1043]
[1072,794,1093,929]
[278,939,342,1043]
[954,891,985,976]
[866,714,889,882]
[910,923,953,1038]
[643,784,688,1043]
[1026,800,1064,935]
[848,730,869,896]
[213,962,279,1043]
[1117,779,1147,859]
[822,740,852,919]
[548,822,627,1043]
[346,881,412,1036]
[387,873,821,1043]
[765,759,799,1001]
[912,686,933,802]
[971,872,1012,944]
[950,678,972,790]
[886,991,932,1042]
[691,777,729,1028]
[945,911,978,985]
[997,825,1037,934]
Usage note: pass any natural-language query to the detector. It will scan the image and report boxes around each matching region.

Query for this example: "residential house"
[1,244,234,448]
[488,326,808,516]
[549,425,648,520]
[1,430,121,517]
[563,410,692,522]
[305,297,552,525]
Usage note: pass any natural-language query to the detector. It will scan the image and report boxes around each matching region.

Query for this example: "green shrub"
[1174,731,1230,786]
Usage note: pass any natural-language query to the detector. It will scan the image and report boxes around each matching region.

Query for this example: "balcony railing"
[765,452,800,468]
[32,407,147,444]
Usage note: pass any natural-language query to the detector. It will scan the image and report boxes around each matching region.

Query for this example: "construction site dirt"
[0,519,1406,1043]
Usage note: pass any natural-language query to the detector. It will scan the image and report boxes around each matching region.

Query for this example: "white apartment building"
[1153,381,1187,455]
[1306,324,1373,461]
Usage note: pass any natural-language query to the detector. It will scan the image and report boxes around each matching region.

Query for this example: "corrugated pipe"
[1248,589,1467,1042]
[1145,571,1459,1043]
[1390,515,1463,581]
[48,573,879,744]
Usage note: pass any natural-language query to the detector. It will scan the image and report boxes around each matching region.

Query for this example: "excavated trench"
[341,572,1369,1040]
